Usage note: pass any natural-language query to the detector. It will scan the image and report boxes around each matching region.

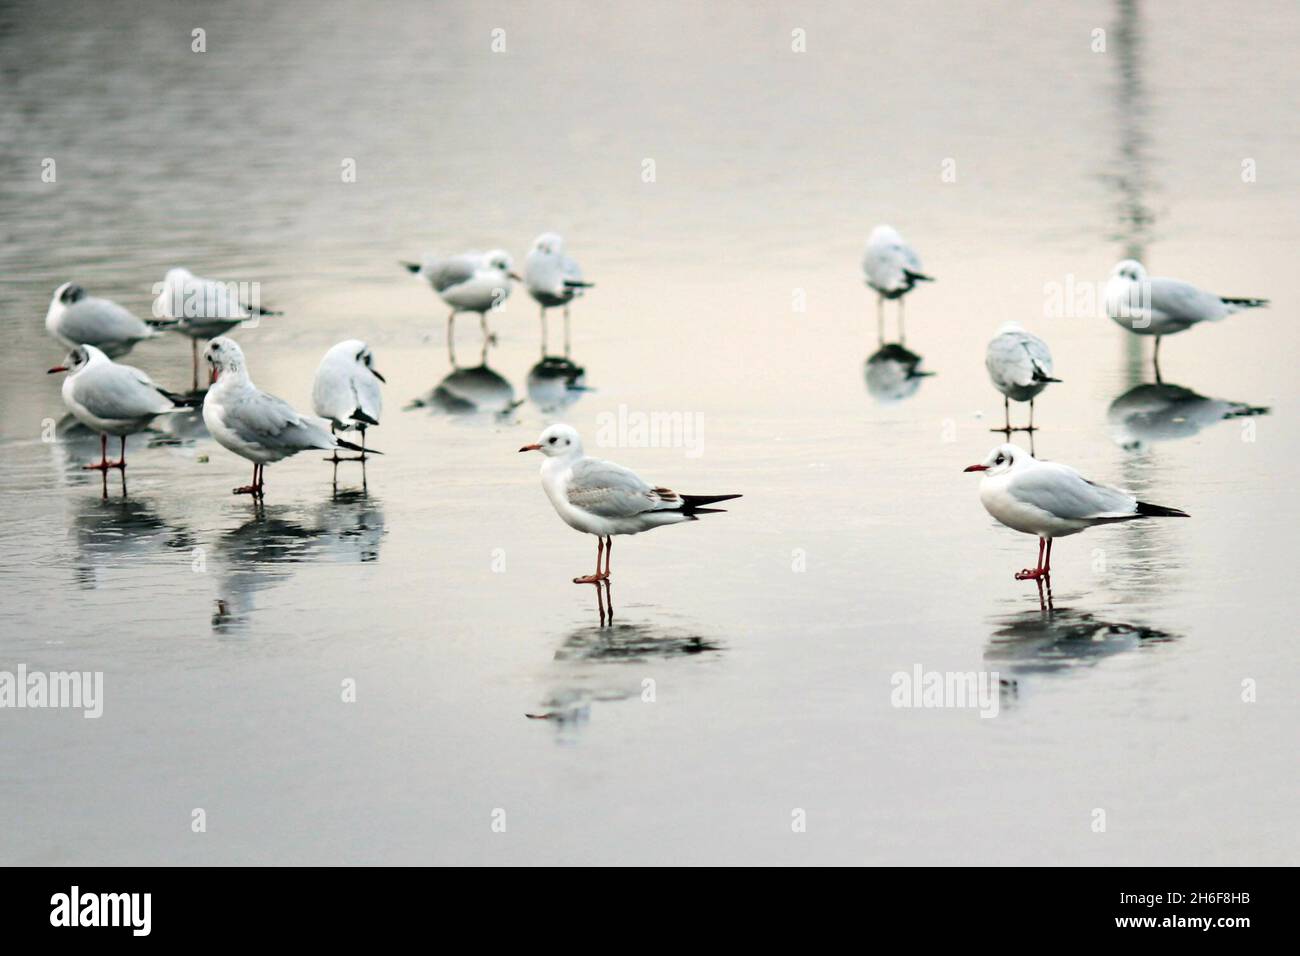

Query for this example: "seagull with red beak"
[519,424,741,584]
[965,443,1187,580]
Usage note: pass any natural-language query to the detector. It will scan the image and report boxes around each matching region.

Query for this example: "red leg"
[233,462,262,496]
[1015,538,1048,580]
[1044,538,1053,574]
[574,537,606,584]
[603,536,612,578]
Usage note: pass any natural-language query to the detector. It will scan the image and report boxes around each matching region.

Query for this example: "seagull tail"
[350,408,379,426]
[679,493,742,515]
[904,270,935,283]
[1220,296,1268,308]
[157,387,202,408]
[563,279,595,289]
[400,260,422,274]
[145,318,180,330]
[335,437,382,455]
[1135,501,1188,518]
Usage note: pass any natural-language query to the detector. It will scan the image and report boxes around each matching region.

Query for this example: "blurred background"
[0,0,1296,864]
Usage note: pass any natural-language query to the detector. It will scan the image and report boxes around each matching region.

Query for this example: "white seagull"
[155,267,282,390]
[1104,259,1268,369]
[985,322,1061,432]
[523,233,594,355]
[312,339,385,463]
[45,282,172,359]
[863,224,933,343]
[402,250,520,357]
[47,344,194,472]
[202,337,375,498]
[518,424,741,583]
[964,443,1187,580]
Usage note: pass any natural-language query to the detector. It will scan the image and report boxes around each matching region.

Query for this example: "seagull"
[155,267,282,390]
[985,322,1061,432]
[311,339,385,463]
[202,337,376,498]
[401,250,520,359]
[45,282,173,358]
[518,424,741,583]
[863,224,933,343]
[523,233,594,355]
[1104,259,1268,373]
[47,344,195,472]
[964,443,1187,581]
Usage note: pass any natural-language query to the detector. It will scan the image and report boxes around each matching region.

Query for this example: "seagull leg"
[898,296,906,346]
[326,424,341,464]
[540,306,548,356]
[481,310,497,347]
[113,435,127,470]
[1026,397,1036,432]
[1004,395,1010,431]
[191,338,199,392]
[876,295,885,344]
[1043,538,1053,574]
[1153,336,1163,384]
[573,536,606,584]
[563,304,571,358]
[84,433,112,471]
[1015,538,1047,580]
[602,536,612,579]
[447,311,457,365]
[233,462,261,496]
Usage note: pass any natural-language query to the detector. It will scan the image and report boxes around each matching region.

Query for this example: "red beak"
[963,464,987,472]
[47,365,68,374]
[518,443,541,452]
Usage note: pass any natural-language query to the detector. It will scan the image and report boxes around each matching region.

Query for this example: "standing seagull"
[46,282,173,358]
[47,344,195,472]
[863,225,933,343]
[202,337,375,498]
[985,322,1061,432]
[523,233,594,356]
[1104,259,1268,375]
[964,443,1187,581]
[518,424,741,583]
[155,267,282,391]
[312,339,385,463]
[401,250,520,359]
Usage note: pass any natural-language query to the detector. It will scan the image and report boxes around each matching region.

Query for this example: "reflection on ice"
[986,603,1179,704]
[70,496,194,589]
[527,582,722,736]
[864,343,932,404]
[210,496,386,632]
[407,364,521,419]
[1108,382,1269,450]
[526,355,589,414]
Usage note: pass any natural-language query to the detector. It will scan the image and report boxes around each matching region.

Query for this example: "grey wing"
[427,256,478,293]
[353,372,382,423]
[986,334,1037,388]
[229,389,335,451]
[76,365,171,419]
[1011,463,1135,519]
[566,458,679,518]
[561,256,583,283]
[1148,277,1227,323]
[1018,332,1054,377]
[61,299,149,343]
[898,241,924,275]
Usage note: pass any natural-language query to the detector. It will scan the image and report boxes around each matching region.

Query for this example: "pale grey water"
[1,0,1297,865]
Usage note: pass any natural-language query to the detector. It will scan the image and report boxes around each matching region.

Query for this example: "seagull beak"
[46,365,68,374]
[370,368,386,383]
[963,464,987,472]
[518,443,541,453]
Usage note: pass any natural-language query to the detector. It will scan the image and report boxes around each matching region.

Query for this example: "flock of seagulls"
[39,222,1269,587]
[865,224,1268,582]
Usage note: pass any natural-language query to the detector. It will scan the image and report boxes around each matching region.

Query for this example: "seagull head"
[519,423,583,457]
[964,443,1025,476]
[53,282,86,306]
[485,249,522,282]
[47,344,97,375]
[531,233,564,257]
[204,336,247,383]
[1111,259,1146,282]
[353,342,385,382]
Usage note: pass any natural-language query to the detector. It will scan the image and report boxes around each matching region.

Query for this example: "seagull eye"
[548,436,557,444]
[995,455,1005,465]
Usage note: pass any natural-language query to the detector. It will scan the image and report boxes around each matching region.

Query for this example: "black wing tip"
[905,270,935,283]
[1136,501,1189,518]
[335,437,382,455]
[563,279,595,288]
[350,409,379,426]
[679,493,742,514]
[400,261,421,274]
[1221,296,1269,308]
[157,387,201,407]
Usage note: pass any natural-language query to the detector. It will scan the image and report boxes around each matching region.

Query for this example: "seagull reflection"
[210,498,385,632]
[69,496,194,589]
[1108,381,1268,450]
[986,601,1178,704]
[864,343,933,404]
[526,582,723,733]
[526,355,589,414]
[406,341,522,420]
